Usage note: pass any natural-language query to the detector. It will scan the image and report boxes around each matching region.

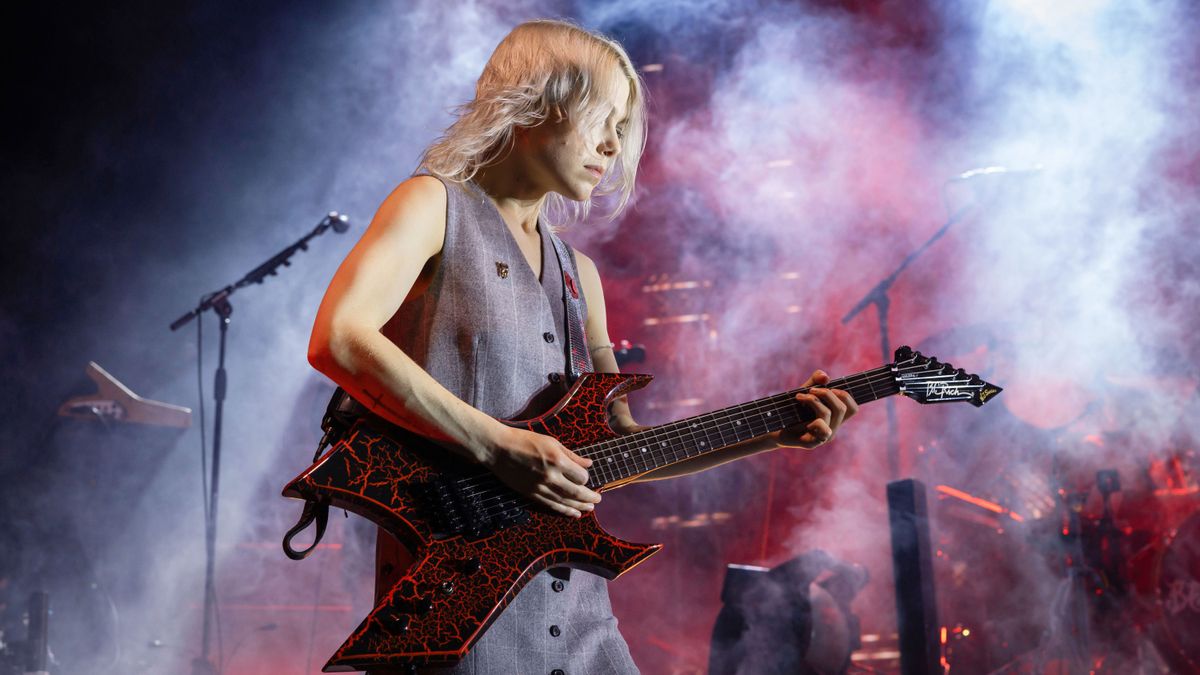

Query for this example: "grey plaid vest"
[372,176,639,675]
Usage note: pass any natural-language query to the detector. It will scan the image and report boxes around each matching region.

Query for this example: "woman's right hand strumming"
[481,425,602,519]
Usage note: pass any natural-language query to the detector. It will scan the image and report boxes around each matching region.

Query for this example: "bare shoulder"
[394,174,447,204]
[379,175,446,228]
[351,175,447,266]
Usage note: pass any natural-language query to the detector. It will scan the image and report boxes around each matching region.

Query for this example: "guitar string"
[450,366,895,500]
[452,364,954,516]
[467,392,816,523]
[449,378,872,521]
[469,381,972,524]
[560,364,979,490]
[455,364,972,515]
[452,370,903,519]
[444,364,982,523]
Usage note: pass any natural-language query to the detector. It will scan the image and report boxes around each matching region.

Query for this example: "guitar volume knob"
[440,581,456,595]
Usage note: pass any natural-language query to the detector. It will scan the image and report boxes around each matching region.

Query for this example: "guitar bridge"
[423,475,530,540]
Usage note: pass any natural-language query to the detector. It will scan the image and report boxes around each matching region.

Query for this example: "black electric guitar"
[282,346,1000,671]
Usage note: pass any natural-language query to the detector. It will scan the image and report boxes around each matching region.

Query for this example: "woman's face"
[523,71,630,201]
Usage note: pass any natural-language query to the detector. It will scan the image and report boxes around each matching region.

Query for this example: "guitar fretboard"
[579,365,899,487]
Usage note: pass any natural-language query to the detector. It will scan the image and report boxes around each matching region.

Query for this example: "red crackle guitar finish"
[282,347,1001,672]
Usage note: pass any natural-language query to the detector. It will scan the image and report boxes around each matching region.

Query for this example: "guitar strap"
[283,387,362,560]
[547,229,592,380]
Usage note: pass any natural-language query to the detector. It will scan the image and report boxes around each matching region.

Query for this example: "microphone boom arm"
[169,212,349,331]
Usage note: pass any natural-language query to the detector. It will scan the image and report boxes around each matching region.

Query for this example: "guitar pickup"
[421,475,530,540]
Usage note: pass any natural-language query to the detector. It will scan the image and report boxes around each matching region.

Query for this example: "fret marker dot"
[623,452,629,458]
[641,448,647,453]
[691,423,697,428]
[607,458,613,463]
[660,442,666,447]
[767,412,773,417]
[736,420,742,425]
[700,441,706,446]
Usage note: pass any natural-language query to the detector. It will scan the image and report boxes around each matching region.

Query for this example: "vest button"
[551,579,565,592]
[549,373,562,384]
[549,625,562,637]
[543,332,556,343]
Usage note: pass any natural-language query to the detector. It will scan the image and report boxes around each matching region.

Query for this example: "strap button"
[543,332,556,343]
[549,373,562,384]
[551,579,565,592]
[549,624,562,637]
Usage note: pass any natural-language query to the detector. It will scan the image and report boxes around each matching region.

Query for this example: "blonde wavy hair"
[420,19,647,225]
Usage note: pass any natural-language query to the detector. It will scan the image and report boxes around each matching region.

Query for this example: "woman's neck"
[474,158,547,233]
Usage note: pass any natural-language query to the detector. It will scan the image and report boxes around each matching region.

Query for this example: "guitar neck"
[582,365,900,487]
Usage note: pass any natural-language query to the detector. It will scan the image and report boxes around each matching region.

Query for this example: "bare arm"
[308,177,600,517]
[573,252,858,484]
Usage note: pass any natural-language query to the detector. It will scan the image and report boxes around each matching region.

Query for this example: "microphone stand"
[840,204,972,479]
[169,212,349,675]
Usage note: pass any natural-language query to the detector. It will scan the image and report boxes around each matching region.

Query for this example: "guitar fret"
[586,366,916,487]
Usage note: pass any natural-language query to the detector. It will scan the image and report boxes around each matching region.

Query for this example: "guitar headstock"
[892,346,1002,407]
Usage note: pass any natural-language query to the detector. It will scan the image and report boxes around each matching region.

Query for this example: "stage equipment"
[887,479,940,675]
[708,551,868,675]
[281,347,1000,671]
[1136,511,1200,673]
[57,361,191,427]
[169,211,350,675]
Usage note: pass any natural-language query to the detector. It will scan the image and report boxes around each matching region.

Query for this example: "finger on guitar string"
[796,390,833,428]
[530,492,583,519]
[778,416,834,449]
[779,367,858,448]
[548,473,601,507]
[834,388,859,421]
[484,425,601,516]
[800,368,831,389]
[805,418,835,445]
[538,483,597,514]
[811,386,852,429]
[559,446,594,484]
